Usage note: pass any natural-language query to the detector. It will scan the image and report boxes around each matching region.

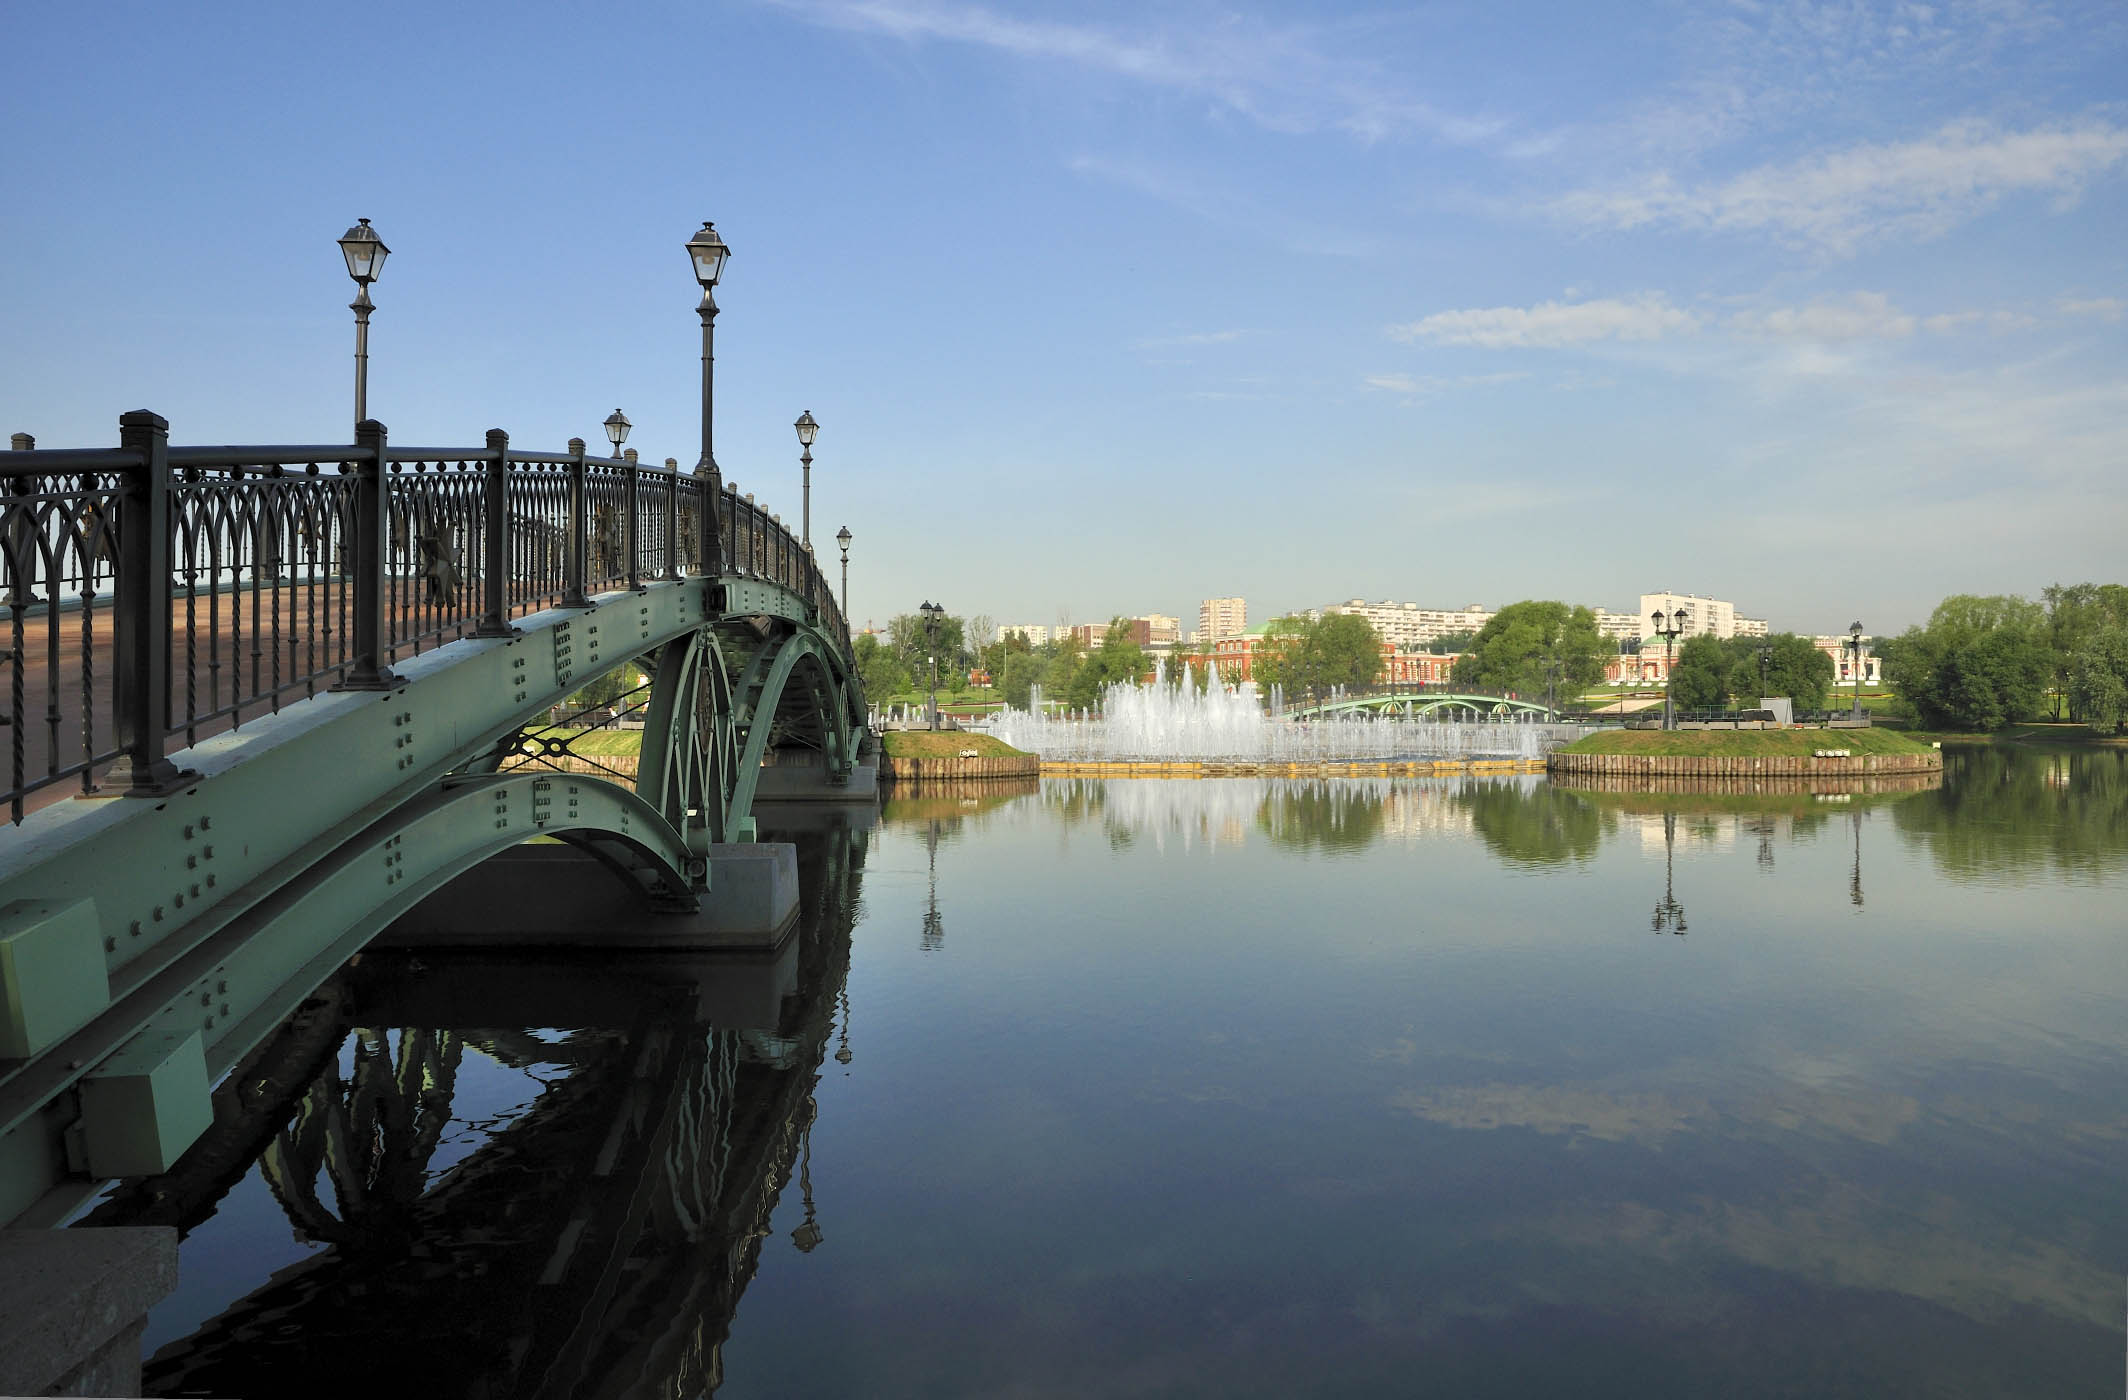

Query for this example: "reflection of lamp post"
[791,1099,823,1252]
[836,525,852,630]
[921,818,944,951]
[337,218,391,425]
[1850,809,1865,908]
[921,599,944,730]
[794,410,818,548]
[1651,608,1686,729]
[1652,810,1688,935]
[1846,621,1866,720]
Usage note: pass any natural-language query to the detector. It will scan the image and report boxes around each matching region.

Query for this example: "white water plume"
[983,663,1585,761]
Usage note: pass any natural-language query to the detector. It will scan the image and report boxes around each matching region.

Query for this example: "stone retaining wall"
[1546,751,1940,778]
[882,755,1042,782]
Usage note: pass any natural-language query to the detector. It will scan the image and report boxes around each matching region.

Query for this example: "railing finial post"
[108,410,191,794]
[337,418,402,689]
[663,459,680,581]
[475,428,512,636]
[623,448,641,591]
[563,438,591,607]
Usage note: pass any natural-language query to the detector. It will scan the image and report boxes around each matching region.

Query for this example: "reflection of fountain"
[1652,811,1688,935]
[988,666,1552,761]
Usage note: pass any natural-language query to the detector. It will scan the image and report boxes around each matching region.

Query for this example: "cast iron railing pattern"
[0,414,850,822]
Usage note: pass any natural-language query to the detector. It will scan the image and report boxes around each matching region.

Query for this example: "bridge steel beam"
[0,581,722,1226]
[0,560,864,1227]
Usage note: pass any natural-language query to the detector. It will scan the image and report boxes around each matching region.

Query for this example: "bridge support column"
[0,1226,177,1397]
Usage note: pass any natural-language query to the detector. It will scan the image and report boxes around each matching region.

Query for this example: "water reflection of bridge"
[78,820,865,1399]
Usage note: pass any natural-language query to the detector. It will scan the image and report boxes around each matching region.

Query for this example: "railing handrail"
[0,447,147,476]
[2,416,852,822]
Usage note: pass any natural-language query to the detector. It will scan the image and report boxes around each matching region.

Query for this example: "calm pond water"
[95,746,2127,1397]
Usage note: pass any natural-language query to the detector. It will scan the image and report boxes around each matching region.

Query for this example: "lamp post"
[1846,621,1865,721]
[685,222,730,484]
[1651,607,1686,729]
[337,218,391,425]
[603,409,631,458]
[921,599,944,730]
[836,525,852,627]
[794,410,818,548]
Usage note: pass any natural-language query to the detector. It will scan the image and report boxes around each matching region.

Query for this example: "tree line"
[1879,583,2128,731]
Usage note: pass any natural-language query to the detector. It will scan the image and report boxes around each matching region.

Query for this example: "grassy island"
[1557,727,1936,758]
[878,731,1030,760]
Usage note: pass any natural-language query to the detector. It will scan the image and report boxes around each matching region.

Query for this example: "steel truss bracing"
[0,417,868,1227]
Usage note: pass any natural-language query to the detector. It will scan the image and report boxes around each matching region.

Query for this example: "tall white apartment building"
[1638,592,1766,641]
[999,624,1051,645]
[1198,597,1247,641]
[1140,614,1182,645]
[1313,600,1494,647]
[1590,608,1644,641]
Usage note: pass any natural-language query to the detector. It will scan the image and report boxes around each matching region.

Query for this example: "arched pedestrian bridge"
[0,413,868,1227]
[1283,691,1561,721]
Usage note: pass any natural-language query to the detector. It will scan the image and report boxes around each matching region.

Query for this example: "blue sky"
[4,0,2124,636]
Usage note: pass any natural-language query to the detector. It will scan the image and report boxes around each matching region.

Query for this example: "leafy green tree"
[2043,583,2128,719]
[1306,612,1384,697]
[887,610,968,681]
[1668,635,1731,709]
[1063,618,1150,710]
[998,651,1044,709]
[1448,601,1607,698]
[852,632,913,699]
[2067,628,2128,733]
[1881,594,2050,730]
[1731,633,1836,711]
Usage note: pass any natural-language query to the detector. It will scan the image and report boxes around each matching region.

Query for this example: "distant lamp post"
[921,599,944,730]
[1846,621,1866,720]
[685,221,730,481]
[836,525,852,627]
[794,410,819,547]
[1651,607,1686,729]
[603,409,631,457]
[337,218,391,424]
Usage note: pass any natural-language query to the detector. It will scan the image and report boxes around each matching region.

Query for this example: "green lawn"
[879,731,1029,759]
[1558,727,1935,757]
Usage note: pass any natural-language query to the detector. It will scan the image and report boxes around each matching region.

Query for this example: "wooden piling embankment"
[1035,758,1547,779]
[881,755,1042,783]
[1544,751,1940,778]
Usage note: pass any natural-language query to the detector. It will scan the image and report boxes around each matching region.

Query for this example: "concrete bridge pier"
[0,1226,177,1396]
[752,748,880,805]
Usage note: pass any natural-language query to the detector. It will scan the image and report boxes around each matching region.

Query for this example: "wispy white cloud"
[1136,328,1259,349]
[1388,296,1700,349]
[1363,371,1528,396]
[2057,296,2125,321]
[765,0,1498,145]
[1729,292,1915,341]
[1549,119,2128,253]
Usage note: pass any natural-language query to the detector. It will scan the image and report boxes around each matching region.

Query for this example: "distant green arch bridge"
[1283,692,1562,721]
[0,412,867,1225]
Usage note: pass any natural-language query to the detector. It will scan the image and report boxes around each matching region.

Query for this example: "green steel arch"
[1285,693,1560,721]
[0,575,867,1227]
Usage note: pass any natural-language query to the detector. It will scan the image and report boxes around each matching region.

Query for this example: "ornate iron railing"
[0,413,850,822]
